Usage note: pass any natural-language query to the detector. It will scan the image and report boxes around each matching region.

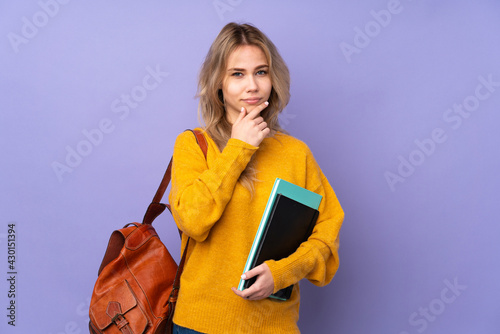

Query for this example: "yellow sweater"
[169,129,344,333]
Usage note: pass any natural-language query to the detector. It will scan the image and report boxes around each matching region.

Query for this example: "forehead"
[226,45,268,68]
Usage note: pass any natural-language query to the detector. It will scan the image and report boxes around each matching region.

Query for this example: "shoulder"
[271,132,313,155]
[174,128,205,146]
[173,128,209,155]
[270,132,327,191]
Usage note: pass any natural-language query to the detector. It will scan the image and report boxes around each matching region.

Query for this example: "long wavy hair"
[197,22,291,191]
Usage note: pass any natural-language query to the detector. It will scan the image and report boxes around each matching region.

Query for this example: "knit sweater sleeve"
[265,148,344,291]
[168,131,257,242]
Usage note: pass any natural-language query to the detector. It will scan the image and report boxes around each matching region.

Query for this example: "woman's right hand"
[230,101,270,147]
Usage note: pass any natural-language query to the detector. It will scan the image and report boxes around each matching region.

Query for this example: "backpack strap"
[159,130,208,308]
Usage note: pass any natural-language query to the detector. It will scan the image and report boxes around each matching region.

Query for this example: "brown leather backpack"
[89,130,207,334]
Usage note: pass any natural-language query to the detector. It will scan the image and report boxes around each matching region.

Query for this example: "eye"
[256,70,267,76]
[231,72,243,77]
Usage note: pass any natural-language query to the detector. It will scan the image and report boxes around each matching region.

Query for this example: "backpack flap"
[90,280,148,332]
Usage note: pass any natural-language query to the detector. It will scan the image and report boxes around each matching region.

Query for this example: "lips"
[241,98,262,105]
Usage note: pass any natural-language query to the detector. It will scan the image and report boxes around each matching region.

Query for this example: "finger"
[253,116,264,125]
[231,287,245,298]
[245,101,269,119]
[231,287,255,300]
[242,284,269,301]
[257,121,268,131]
[241,266,263,281]
[235,107,247,124]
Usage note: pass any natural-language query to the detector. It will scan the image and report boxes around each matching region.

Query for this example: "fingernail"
[264,101,269,106]
[241,274,247,280]
[241,107,245,112]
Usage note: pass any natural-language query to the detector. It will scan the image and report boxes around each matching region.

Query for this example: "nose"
[246,75,258,92]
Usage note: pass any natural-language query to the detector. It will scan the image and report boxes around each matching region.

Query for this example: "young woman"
[169,22,344,333]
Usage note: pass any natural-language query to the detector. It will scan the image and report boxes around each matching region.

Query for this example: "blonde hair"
[197,22,291,191]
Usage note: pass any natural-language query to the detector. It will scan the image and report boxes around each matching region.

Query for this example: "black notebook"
[242,193,320,300]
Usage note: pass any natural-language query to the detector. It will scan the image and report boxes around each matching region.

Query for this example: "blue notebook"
[238,178,322,300]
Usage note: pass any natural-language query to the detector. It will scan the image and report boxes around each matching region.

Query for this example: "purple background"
[1,1,499,333]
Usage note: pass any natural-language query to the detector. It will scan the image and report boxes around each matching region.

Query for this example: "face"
[221,45,272,124]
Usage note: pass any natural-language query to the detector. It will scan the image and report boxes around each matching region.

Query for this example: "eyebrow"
[227,64,269,72]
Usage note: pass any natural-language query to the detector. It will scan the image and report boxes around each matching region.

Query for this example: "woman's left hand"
[231,263,274,301]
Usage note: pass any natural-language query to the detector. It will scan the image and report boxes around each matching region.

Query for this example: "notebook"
[238,178,322,300]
